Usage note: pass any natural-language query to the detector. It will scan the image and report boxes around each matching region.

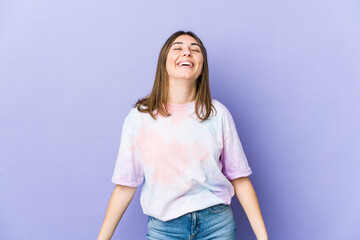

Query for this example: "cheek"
[166,55,176,67]
[197,57,204,71]
[165,58,176,75]
[165,59,172,71]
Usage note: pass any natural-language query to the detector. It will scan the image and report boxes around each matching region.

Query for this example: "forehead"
[172,35,199,46]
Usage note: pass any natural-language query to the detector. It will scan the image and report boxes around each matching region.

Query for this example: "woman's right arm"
[97,184,137,240]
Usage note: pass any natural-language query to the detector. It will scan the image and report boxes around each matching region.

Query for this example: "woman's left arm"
[230,176,268,240]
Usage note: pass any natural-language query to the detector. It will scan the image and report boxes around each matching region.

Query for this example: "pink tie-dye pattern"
[111,99,253,221]
[169,110,188,125]
[135,122,211,191]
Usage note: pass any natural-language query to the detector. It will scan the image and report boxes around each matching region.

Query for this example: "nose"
[182,48,191,56]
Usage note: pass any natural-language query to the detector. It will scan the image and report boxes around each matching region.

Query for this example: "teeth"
[179,61,192,67]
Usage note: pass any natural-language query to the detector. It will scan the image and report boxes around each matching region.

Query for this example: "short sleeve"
[220,108,252,180]
[111,111,144,187]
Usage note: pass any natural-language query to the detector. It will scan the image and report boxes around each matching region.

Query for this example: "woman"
[98,31,268,240]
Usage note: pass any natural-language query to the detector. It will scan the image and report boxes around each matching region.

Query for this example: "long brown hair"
[134,30,217,122]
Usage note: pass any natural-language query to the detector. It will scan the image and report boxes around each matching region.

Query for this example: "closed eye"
[173,48,200,52]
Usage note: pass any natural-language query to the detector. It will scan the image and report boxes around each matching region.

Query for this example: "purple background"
[1,0,359,239]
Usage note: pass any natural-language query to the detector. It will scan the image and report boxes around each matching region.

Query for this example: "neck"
[167,78,197,104]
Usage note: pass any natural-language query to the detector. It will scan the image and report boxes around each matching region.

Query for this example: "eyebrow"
[172,42,201,47]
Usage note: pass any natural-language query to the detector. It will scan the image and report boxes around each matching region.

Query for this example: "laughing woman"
[98,31,268,240]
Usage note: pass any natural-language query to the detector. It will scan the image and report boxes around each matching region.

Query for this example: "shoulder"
[126,106,142,118]
[211,98,232,117]
[211,99,236,131]
[122,106,143,130]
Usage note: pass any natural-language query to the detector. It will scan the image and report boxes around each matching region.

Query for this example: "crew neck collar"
[165,100,196,110]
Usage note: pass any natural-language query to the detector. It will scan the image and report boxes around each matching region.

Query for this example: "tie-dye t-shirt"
[111,98,252,221]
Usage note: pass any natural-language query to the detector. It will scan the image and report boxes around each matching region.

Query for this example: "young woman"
[98,31,268,240]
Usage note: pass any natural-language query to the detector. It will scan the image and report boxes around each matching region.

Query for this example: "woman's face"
[165,34,204,83]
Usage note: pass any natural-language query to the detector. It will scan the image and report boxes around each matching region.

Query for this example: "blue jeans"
[146,203,236,239]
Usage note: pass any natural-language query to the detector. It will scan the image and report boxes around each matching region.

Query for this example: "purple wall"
[1,0,359,239]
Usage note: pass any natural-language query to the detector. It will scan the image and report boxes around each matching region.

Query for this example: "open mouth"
[177,61,194,68]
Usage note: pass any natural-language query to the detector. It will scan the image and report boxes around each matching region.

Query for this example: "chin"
[179,73,199,79]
